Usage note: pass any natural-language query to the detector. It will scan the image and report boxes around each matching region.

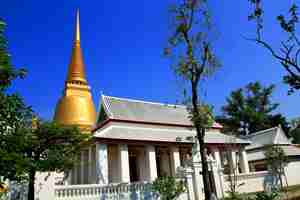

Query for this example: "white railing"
[54,182,157,200]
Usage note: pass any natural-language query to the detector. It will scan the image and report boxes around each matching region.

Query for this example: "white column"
[211,160,225,199]
[81,151,85,184]
[96,143,109,185]
[212,148,221,169]
[192,141,203,200]
[185,167,196,200]
[88,147,93,183]
[65,172,70,185]
[239,147,250,173]
[66,170,71,185]
[145,145,158,181]
[229,150,238,174]
[170,147,181,176]
[118,144,130,183]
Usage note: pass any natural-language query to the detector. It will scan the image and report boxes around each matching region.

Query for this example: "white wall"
[222,165,300,195]
[223,171,269,194]
[285,159,300,186]
[35,172,63,200]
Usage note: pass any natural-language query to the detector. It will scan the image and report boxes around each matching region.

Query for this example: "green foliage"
[0,18,89,200]
[264,145,288,189]
[0,18,26,91]
[188,103,214,129]
[216,81,288,135]
[152,176,185,200]
[222,191,279,200]
[289,118,300,143]
[251,191,279,200]
[0,94,33,183]
[264,145,288,173]
[222,192,245,200]
[165,0,220,84]
[290,128,300,144]
[2,120,89,176]
[165,1,221,199]
[0,18,33,183]
[247,1,300,94]
[19,120,89,173]
[1,120,89,200]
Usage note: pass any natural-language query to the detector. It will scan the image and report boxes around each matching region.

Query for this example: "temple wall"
[285,159,300,186]
[223,171,269,194]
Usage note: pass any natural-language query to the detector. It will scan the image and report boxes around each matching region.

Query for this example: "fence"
[54,182,157,200]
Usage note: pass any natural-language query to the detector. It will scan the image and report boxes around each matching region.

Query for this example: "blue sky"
[1,0,299,120]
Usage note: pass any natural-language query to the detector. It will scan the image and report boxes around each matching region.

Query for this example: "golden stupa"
[54,10,96,131]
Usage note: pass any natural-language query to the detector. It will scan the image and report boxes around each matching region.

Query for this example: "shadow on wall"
[264,174,281,192]
[7,182,27,200]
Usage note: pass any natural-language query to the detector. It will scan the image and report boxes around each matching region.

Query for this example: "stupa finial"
[75,9,80,42]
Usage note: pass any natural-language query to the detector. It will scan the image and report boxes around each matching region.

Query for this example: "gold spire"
[54,10,96,132]
[76,9,80,42]
[66,9,87,84]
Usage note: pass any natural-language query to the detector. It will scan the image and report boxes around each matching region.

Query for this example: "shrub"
[152,176,185,200]
[251,191,279,200]
[223,192,245,200]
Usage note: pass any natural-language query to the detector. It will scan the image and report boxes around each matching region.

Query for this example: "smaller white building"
[244,126,300,186]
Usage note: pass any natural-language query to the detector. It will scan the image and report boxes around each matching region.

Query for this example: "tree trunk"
[27,169,36,200]
[191,80,212,200]
[198,127,212,199]
[279,167,284,190]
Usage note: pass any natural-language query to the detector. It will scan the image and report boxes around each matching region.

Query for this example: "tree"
[268,114,290,135]
[0,94,33,184]
[2,119,89,200]
[264,145,288,191]
[23,121,89,200]
[0,17,31,185]
[290,128,300,144]
[152,176,185,200]
[247,1,300,94]
[0,19,26,91]
[289,118,300,143]
[216,81,289,135]
[0,18,89,200]
[164,0,220,199]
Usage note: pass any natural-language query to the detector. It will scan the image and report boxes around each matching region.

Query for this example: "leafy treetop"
[216,81,289,135]
[247,1,300,94]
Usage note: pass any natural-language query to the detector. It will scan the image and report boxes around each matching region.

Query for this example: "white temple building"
[49,96,300,200]
[70,95,251,185]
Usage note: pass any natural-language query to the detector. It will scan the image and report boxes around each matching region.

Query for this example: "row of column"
[70,147,95,185]
[70,143,182,185]
[96,144,181,184]
[211,147,250,174]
